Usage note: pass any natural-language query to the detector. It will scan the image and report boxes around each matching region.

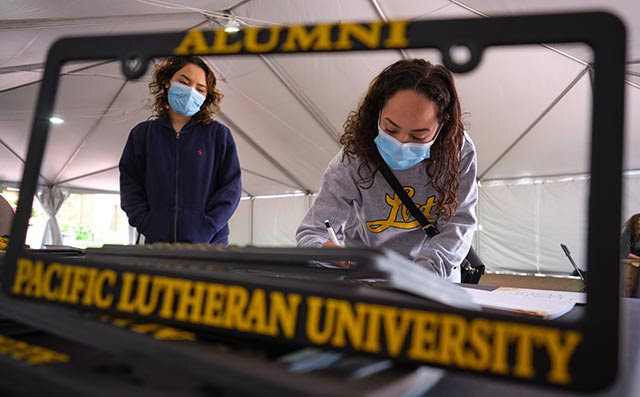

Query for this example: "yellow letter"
[384,20,409,48]
[174,30,211,55]
[244,288,267,333]
[361,303,384,354]
[175,281,206,323]
[281,25,332,52]
[244,27,282,53]
[27,261,45,298]
[407,310,440,362]
[306,296,334,344]
[334,22,382,50]
[26,346,70,365]
[150,277,175,316]
[269,292,301,339]
[11,258,33,295]
[92,269,117,309]
[80,268,100,306]
[436,314,468,366]
[466,318,492,371]
[202,283,227,327]
[57,265,74,302]
[157,277,182,319]
[223,286,249,329]
[544,330,582,384]
[330,300,368,349]
[42,263,63,301]
[66,266,89,304]
[490,322,511,375]
[511,325,543,379]
[383,308,415,357]
[211,30,242,54]
[153,326,196,341]
[117,272,137,313]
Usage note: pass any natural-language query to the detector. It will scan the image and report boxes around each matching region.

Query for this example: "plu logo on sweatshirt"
[366,186,439,233]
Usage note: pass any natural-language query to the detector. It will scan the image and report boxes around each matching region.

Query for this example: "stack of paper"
[490,287,586,304]
[464,288,580,319]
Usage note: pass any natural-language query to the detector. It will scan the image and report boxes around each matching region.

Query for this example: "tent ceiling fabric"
[0,0,638,196]
[459,0,640,62]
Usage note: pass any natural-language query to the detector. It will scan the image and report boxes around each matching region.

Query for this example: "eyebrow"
[179,74,207,89]
[384,117,431,133]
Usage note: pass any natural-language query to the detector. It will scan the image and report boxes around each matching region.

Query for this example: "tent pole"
[0,60,115,94]
[250,196,255,246]
[449,1,589,66]
[480,168,640,185]
[217,112,309,191]
[479,67,588,180]
[588,64,595,93]
[242,168,302,191]
[0,17,210,94]
[54,165,118,186]
[0,12,203,31]
[0,62,46,74]
[259,55,341,145]
[53,166,301,195]
[53,80,127,184]
[48,15,211,181]
[0,137,51,185]
[368,0,409,59]
[221,9,341,146]
[228,0,253,11]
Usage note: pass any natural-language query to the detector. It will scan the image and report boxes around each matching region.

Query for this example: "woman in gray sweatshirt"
[296,59,478,281]
[620,213,640,260]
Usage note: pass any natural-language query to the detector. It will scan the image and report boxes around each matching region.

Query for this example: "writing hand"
[322,241,350,268]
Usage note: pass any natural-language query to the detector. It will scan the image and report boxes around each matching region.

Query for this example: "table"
[427,298,640,397]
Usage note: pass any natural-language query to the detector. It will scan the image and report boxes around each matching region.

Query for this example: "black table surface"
[427,297,639,397]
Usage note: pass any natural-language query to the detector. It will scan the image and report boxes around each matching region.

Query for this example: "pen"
[324,220,340,246]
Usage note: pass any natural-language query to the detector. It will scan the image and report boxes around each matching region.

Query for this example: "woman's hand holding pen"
[322,241,351,268]
[322,220,350,268]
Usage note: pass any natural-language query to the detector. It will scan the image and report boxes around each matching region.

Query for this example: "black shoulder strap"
[374,151,440,237]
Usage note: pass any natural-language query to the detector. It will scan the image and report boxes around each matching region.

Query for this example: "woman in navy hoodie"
[119,56,242,244]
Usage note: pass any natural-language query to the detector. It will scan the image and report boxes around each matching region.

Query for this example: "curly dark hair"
[148,56,222,124]
[626,213,640,244]
[340,59,465,222]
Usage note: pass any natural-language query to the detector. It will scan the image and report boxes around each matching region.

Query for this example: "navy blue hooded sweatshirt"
[119,117,241,244]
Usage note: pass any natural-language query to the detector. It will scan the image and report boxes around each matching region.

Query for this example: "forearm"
[413,217,475,278]
[296,153,361,248]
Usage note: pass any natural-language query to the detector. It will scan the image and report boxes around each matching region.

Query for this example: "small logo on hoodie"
[197,149,203,156]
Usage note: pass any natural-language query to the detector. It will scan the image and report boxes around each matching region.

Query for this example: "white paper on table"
[464,288,576,319]
[493,287,586,305]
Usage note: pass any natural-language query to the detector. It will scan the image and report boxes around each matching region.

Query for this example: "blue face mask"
[374,118,440,171]
[167,81,206,117]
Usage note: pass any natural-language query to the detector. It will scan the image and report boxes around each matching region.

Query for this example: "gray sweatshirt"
[296,134,478,278]
[620,225,640,258]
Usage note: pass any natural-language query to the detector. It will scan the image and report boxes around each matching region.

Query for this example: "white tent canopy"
[1,0,639,274]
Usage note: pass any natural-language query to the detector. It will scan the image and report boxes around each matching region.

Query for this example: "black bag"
[460,245,485,284]
[375,152,485,284]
